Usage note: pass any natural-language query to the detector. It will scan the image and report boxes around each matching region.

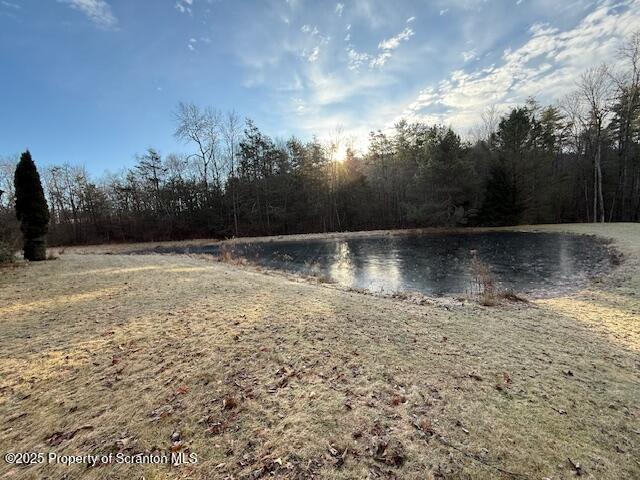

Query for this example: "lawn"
[0,223,638,479]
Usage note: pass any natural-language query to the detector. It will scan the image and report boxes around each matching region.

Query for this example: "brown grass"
[0,223,639,479]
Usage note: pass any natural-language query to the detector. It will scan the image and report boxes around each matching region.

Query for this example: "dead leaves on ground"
[222,395,238,411]
[267,365,298,393]
[45,425,94,446]
[389,394,407,407]
[370,437,405,467]
[327,442,348,467]
[176,385,190,395]
[413,417,436,437]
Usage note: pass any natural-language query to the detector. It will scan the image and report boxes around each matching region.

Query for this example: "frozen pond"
[136,231,616,296]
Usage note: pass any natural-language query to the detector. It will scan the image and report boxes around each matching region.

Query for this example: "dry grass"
[469,252,498,306]
[0,224,639,479]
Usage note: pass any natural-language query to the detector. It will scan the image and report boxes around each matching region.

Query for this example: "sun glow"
[333,142,348,162]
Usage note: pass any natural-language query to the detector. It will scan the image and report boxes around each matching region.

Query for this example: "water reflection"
[141,232,613,296]
[329,241,355,286]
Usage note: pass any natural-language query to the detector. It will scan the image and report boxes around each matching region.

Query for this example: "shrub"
[469,252,497,306]
[0,241,15,264]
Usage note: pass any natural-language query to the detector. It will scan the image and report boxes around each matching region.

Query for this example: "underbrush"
[216,244,248,266]
[469,252,498,306]
[0,241,17,265]
[468,252,529,306]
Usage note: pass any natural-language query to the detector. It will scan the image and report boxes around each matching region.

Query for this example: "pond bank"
[1,223,639,479]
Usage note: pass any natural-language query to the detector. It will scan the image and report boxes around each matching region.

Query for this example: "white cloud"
[175,0,192,14]
[301,24,319,35]
[369,51,393,68]
[299,24,329,63]
[400,0,640,131]
[1,1,20,9]
[439,9,448,15]
[347,26,415,70]
[378,27,414,50]
[462,49,477,62]
[335,3,344,16]
[346,47,371,70]
[235,0,640,152]
[302,46,320,62]
[59,0,117,28]
[406,16,415,23]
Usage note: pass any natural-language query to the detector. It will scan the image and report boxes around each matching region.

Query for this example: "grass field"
[0,223,639,479]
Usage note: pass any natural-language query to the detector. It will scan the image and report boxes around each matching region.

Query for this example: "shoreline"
[62,222,629,254]
[62,223,627,305]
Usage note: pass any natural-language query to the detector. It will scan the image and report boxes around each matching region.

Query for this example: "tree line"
[1,33,638,248]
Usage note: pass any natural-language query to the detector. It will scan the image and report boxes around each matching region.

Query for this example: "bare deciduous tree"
[578,64,614,223]
[222,111,242,236]
[174,102,221,190]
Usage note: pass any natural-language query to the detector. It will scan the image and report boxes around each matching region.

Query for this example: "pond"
[136,231,616,297]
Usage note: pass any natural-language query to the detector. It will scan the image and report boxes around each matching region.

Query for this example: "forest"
[1,34,639,248]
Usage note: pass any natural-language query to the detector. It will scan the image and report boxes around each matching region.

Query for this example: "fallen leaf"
[45,425,94,446]
[222,396,237,410]
[413,418,435,436]
[176,385,189,395]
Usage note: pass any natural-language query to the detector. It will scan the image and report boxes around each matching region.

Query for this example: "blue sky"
[1,0,639,174]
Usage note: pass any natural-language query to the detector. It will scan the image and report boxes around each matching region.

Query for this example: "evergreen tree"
[478,163,522,226]
[14,150,50,260]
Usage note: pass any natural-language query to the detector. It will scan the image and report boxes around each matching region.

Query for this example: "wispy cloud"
[175,0,193,15]
[378,27,414,50]
[462,49,477,62]
[335,3,344,16]
[401,0,640,131]
[230,0,640,150]
[1,1,20,9]
[300,24,329,63]
[302,46,320,62]
[59,0,117,29]
[301,24,319,35]
[0,0,20,18]
[347,26,415,70]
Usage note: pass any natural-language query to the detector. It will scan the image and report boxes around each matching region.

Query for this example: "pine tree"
[14,150,50,260]
[478,163,522,226]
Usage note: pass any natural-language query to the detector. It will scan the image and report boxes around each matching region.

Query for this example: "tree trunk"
[596,141,605,222]
[593,155,598,223]
[23,236,47,261]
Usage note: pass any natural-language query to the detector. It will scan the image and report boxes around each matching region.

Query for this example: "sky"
[1,0,639,174]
